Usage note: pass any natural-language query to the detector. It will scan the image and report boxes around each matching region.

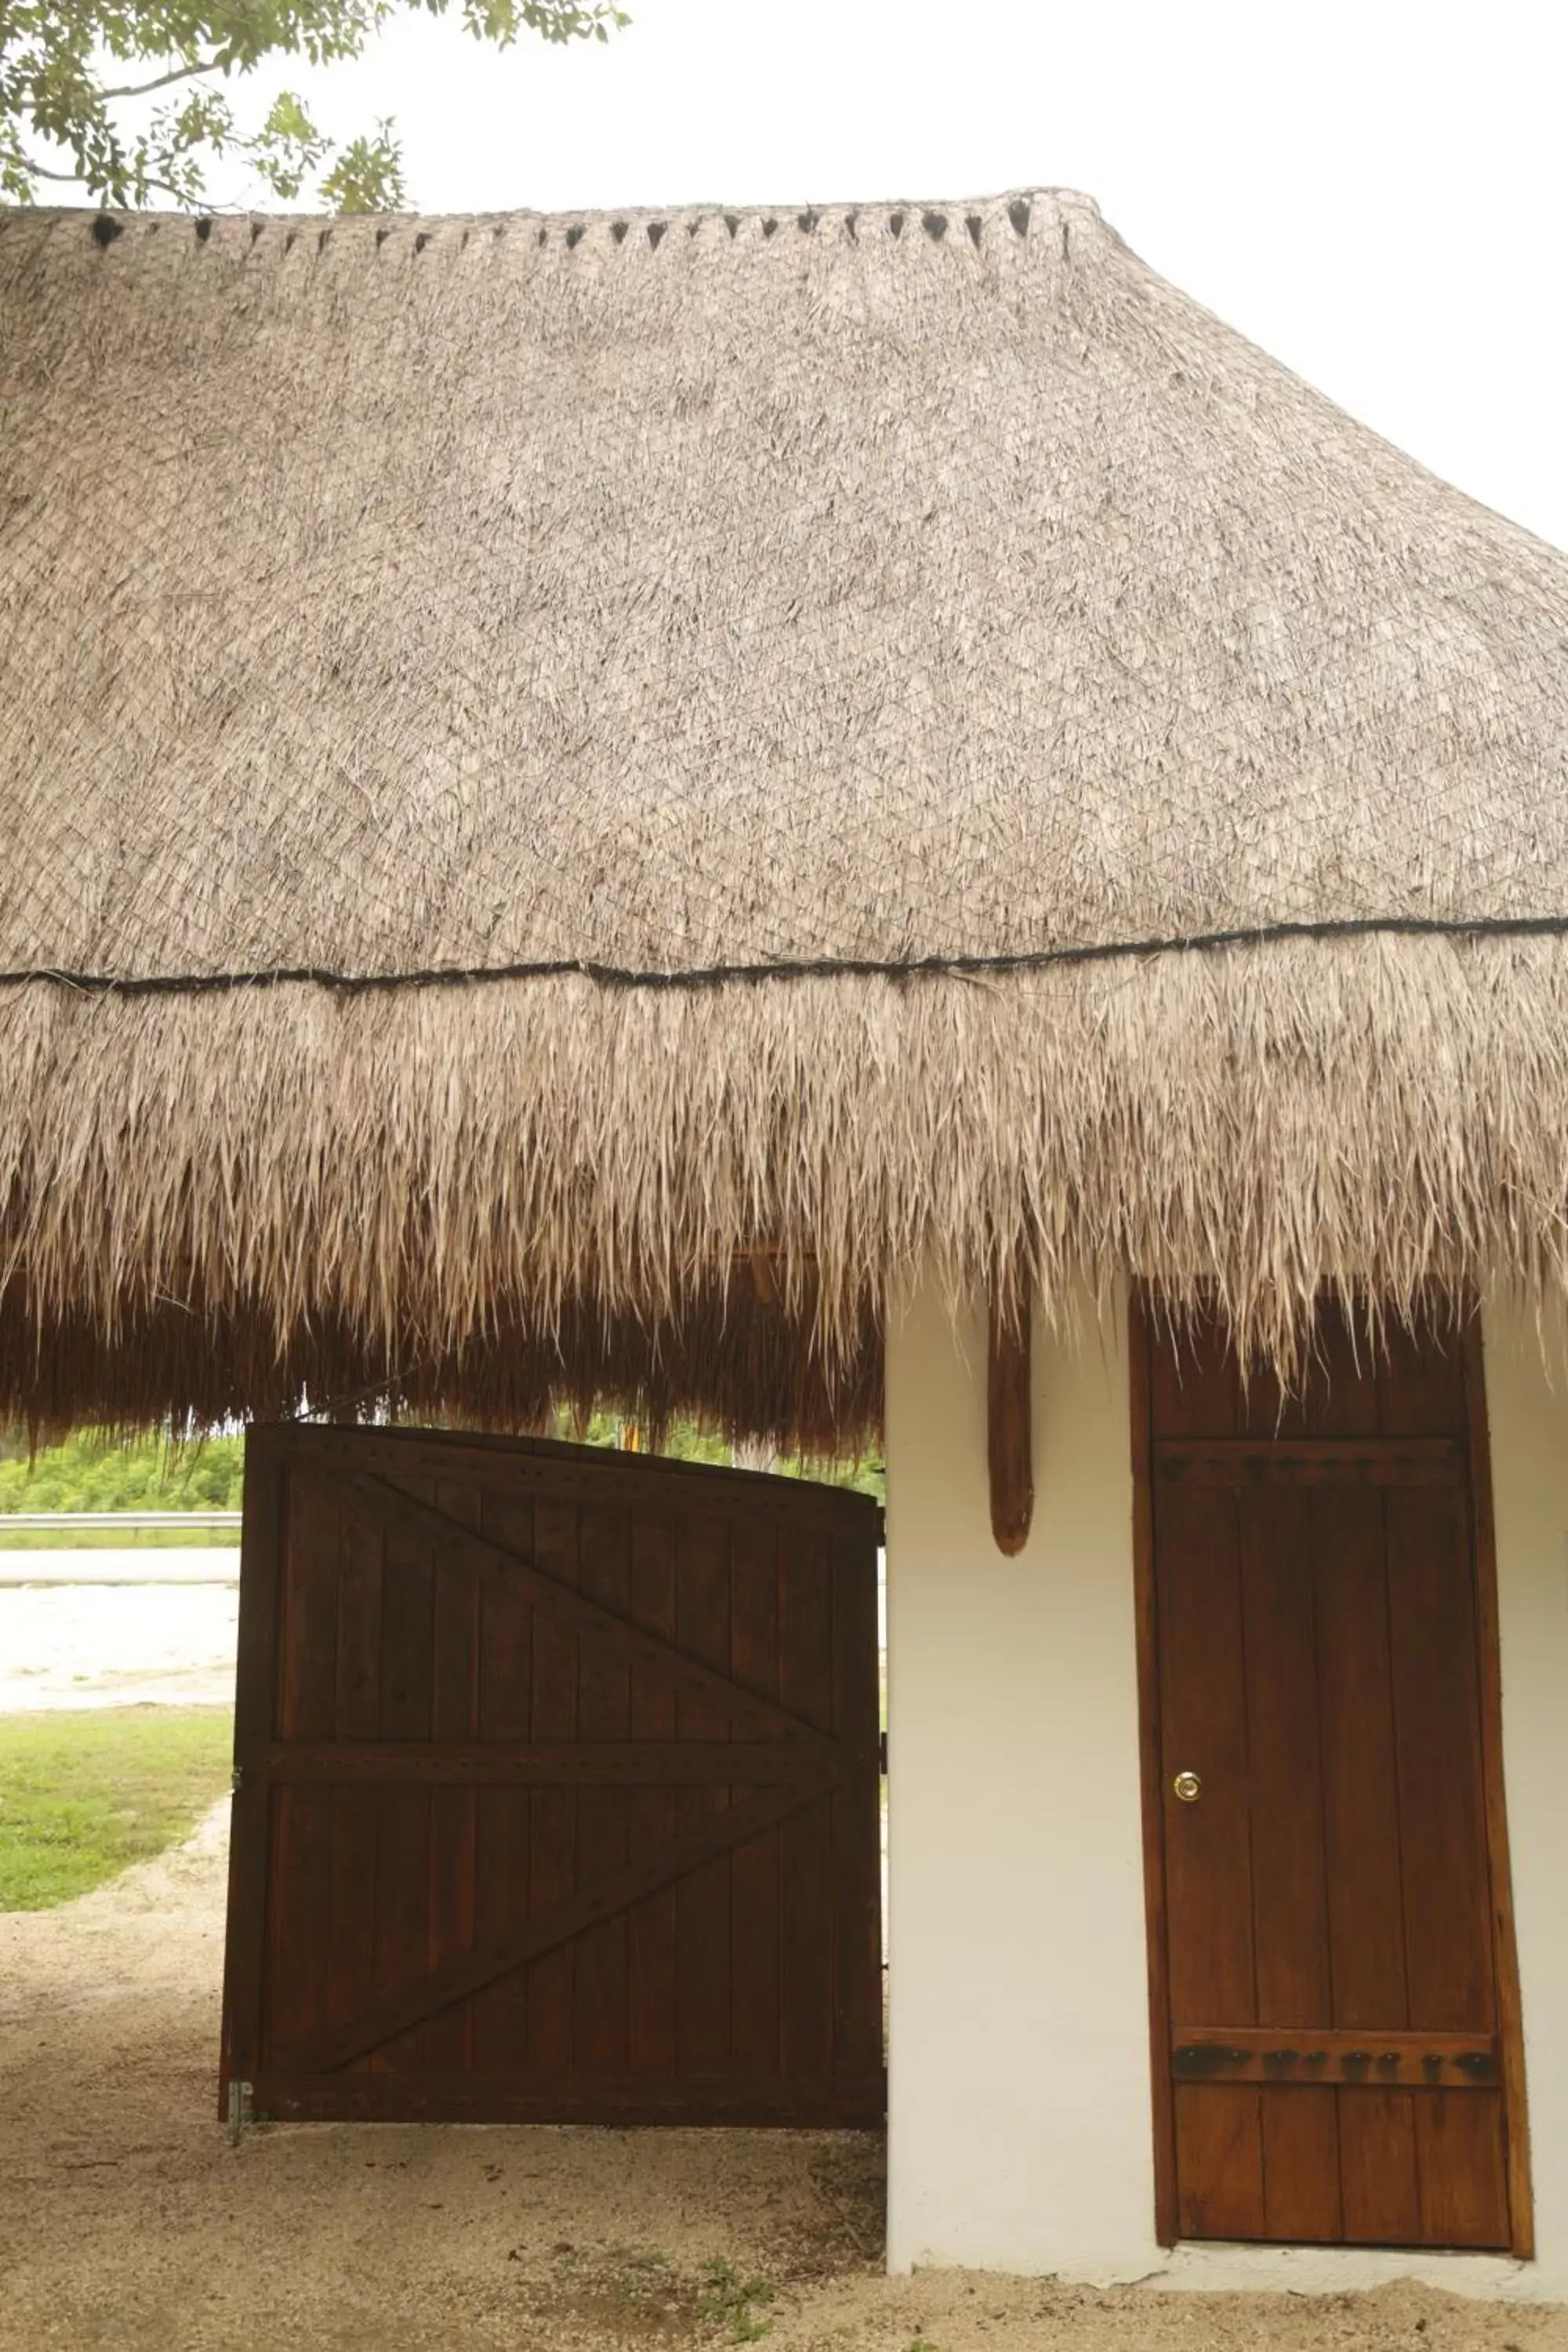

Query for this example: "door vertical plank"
[1314,1486,1421,2240]
[470,1479,534,2074]
[1386,1490,1494,2032]
[1240,1488,1333,2029]
[728,1512,782,2081]
[1156,1486,1255,2031]
[1174,2086,1265,2239]
[573,1498,632,2074]
[1312,1487,1421,2235]
[1414,2093,1511,2250]
[626,1511,679,2076]
[1338,2089,1421,2245]
[1261,2086,1343,2242]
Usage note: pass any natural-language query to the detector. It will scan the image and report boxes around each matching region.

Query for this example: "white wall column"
[884,1276,1157,2278]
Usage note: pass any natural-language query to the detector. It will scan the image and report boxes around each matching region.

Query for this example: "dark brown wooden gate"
[220,1425,884,2126]
[1133,1301,1530,2252]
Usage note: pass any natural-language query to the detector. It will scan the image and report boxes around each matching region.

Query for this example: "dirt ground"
[0,1811,1563,2352]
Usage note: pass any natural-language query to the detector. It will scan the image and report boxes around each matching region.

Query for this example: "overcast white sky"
[172,2,1568,550]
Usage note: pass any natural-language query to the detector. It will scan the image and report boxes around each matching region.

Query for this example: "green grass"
[0,1707,234,1910]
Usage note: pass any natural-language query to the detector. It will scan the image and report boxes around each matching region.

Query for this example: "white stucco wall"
[883,1279,1568,2299]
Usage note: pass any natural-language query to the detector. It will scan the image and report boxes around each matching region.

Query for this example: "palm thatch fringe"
[2,934,1566,1435]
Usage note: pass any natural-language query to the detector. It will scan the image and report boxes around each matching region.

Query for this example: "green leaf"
[1,0,626,212]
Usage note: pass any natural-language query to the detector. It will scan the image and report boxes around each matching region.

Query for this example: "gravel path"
[0,1807,1560,2352]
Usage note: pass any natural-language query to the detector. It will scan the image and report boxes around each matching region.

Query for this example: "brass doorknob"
[1172,1770,1203,1803]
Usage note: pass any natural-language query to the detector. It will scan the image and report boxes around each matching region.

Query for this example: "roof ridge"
[4,184,1109,258]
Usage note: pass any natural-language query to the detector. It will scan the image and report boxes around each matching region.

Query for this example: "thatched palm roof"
[2,187,1566,1438]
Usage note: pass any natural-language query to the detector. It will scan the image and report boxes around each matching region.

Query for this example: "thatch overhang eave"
[2,931,1567,1434]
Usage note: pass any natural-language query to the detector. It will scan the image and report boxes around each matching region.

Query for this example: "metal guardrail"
[0,1509,241,1531]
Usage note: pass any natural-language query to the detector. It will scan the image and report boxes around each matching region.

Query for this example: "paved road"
[0,1577,238,1711]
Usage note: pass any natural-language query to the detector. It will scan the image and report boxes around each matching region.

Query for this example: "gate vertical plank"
[831,1519,884,2085]
[222,1429,285,2104]
[627,1509,679,2076]
[728,1512,781,2079]
[526,1493,580,2073]
[266,1472,340,2061]
[326,1506,382,2038]
[676,1510,732,2074]
[779,1513,834,2082]
[574,1497,632,2074]
[471,1482,535,2073]
[423,1479,481,2076]
[369,1482,436,2071]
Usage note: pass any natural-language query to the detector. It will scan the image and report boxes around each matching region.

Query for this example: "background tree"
[1,0,626,212]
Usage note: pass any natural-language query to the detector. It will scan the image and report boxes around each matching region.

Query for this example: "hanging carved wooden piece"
[987,1279,1034,1555]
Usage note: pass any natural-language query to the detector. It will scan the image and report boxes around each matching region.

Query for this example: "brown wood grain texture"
[423,1479,481,2074]
[779,1512,837,2082]
[292,1770,835,2074]
[626,1510,681,2077]
[349,1470,831,1748]
[728,1514,782,2078]
[1139,1300,1522,2252]
[986,1282,1033,1554]
[525,1491,579,2075]
[674,1509,732,2076]
[1154,1437,1464,1486]
[470,1479,534,2071]
[227,1425,884,2126]
[252,2070,887,2125]
[574,1497,631,2075]
[219,1428,285,2110]
[831,1522,885,2085]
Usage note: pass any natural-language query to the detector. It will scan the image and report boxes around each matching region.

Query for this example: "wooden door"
[220,1424,884,2126]
[1133,1301,1530,2251]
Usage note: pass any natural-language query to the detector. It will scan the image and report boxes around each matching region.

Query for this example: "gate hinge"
[227,2078,253,2146]
[230,1764,243,1794]
[878,1730,887,1776]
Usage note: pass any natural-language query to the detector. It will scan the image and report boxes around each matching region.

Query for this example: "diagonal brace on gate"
[289,1769,837,2073]
[348,1472,836,1754]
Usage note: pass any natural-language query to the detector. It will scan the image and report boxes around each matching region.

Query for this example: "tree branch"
[98,56,224,101]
